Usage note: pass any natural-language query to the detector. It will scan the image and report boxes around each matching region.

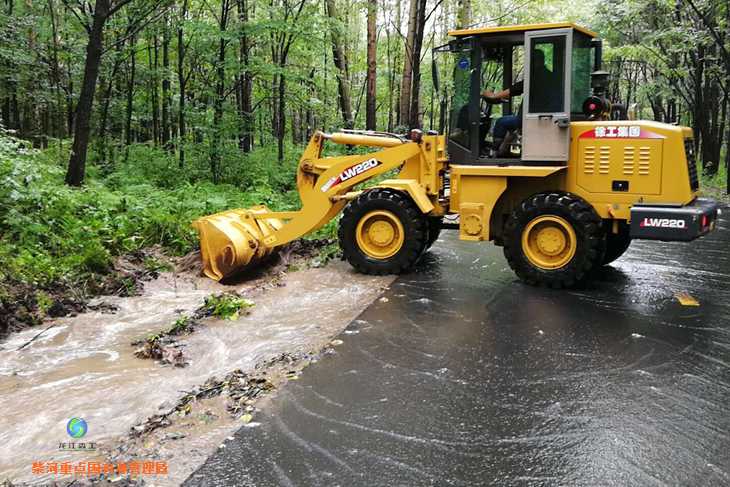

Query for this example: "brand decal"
[640,217,686,229]
[579,126,664,139]
[320,158,381,192]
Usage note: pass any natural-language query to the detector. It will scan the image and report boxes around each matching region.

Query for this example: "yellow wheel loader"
[194,23,720,288]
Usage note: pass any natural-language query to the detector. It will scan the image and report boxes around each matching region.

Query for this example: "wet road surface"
[186,213,730,486]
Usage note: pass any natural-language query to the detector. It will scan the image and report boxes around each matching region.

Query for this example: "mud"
[0,248,167,339]
[0,239,336,340]
[0,247,393,485]
[102,347,342,486]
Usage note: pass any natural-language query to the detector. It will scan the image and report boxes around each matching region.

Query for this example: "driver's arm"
[482,81,523,103]
[481,88,511,104]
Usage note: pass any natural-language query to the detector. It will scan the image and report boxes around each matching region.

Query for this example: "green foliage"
[169,315,195,335]
[0,130,325,293]
[144,256,174,273]
[699,156,730,203]
[202,293,254,320]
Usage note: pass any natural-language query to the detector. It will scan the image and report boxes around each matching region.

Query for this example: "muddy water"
[0,262,392,483]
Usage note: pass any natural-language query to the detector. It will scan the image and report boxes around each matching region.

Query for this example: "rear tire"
[503,192,606,288]
[602,221,631,265]
[339,188,428,275]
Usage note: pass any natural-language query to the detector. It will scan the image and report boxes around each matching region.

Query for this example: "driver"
[481,49,551,157]
[481,80,523,156]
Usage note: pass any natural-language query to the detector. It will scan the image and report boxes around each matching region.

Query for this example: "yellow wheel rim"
[521,215,577,270]
[355,210,405,259]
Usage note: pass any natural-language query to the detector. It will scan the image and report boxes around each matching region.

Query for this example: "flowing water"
[0,262,392,483]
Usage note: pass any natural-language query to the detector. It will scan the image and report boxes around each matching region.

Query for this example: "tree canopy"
[0,0,727,183]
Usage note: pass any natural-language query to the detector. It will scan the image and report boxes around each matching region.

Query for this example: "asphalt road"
[185,212,730,487]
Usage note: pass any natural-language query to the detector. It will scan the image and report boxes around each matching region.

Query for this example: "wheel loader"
[193,22,720,288]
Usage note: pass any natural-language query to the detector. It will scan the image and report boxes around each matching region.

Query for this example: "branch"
[281,0,307,62]
[61,0,91,32]
[103,4,173,54]
[424,0,445,23]
[683,0,730,68]
[463,0,532,30]
[108,0,137,18]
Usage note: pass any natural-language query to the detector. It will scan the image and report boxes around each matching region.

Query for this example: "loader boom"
[194,131,445,281]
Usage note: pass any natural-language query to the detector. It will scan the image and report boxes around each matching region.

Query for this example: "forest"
[0,0,728,330]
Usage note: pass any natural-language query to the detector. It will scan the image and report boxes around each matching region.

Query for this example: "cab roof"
[448,22,597,39]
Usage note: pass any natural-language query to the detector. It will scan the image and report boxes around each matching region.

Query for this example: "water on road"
[187,213,730,486]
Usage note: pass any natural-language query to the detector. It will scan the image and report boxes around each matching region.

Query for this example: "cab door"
[522,28,572,162]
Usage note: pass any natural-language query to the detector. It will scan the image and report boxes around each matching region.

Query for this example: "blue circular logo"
[458,58,469,70]
[66,418,88,438]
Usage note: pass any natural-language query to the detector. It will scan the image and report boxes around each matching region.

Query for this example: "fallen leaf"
[675,292,700,306]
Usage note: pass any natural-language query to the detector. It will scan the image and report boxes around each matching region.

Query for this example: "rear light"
[701,215,708,228]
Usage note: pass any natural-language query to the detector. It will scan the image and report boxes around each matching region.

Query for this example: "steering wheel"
[480,96,494,131]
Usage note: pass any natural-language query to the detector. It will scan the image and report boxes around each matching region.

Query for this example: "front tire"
[339,188,428,275]
[503,192,606,288]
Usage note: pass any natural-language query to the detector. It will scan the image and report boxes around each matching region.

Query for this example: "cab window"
[528,37,566,113]
[448,53,471,148]
[571,35,593,113]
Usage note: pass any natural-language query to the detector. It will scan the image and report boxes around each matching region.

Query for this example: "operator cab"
[440,23,600,165]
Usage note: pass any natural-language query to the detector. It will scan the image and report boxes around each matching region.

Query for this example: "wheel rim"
[356,210,405,259]
[521,215,577,270]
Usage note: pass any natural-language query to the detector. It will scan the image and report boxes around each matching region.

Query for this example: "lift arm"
[193,131,433,280]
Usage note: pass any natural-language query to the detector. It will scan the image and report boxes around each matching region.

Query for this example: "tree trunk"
[325,0,353,129]
[386,27,394,131]
[66,72,74,135]
[365,0,377,131]
[277,69,285,161]
[48,0,65,140]
[306,67,315,139]
[148,35,160,144]
[398,0,418,128]
[210,0,230,182]
[456,0,470,29]
[726,113,730,195]
[407,0,426,129]
[97,45,124,164]
[177,0,188,168]
[125,34,136,152]
[161,12,171,150]
[236,0,252,152]
[2,0,19,130]
[291,104,300,144]
[65,0,110,186]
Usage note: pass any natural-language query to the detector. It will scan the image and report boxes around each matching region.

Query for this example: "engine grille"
[684,138,699,191]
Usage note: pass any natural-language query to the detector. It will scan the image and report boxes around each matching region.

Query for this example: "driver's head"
[532,48,547,72]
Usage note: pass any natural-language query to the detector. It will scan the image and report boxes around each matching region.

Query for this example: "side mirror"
[432,57,440,94]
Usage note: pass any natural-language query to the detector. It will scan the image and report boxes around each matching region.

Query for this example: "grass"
[202,293,255,320]
[699,161,730,204]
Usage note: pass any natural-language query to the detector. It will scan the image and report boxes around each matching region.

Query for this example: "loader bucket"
[192,206,284,281]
